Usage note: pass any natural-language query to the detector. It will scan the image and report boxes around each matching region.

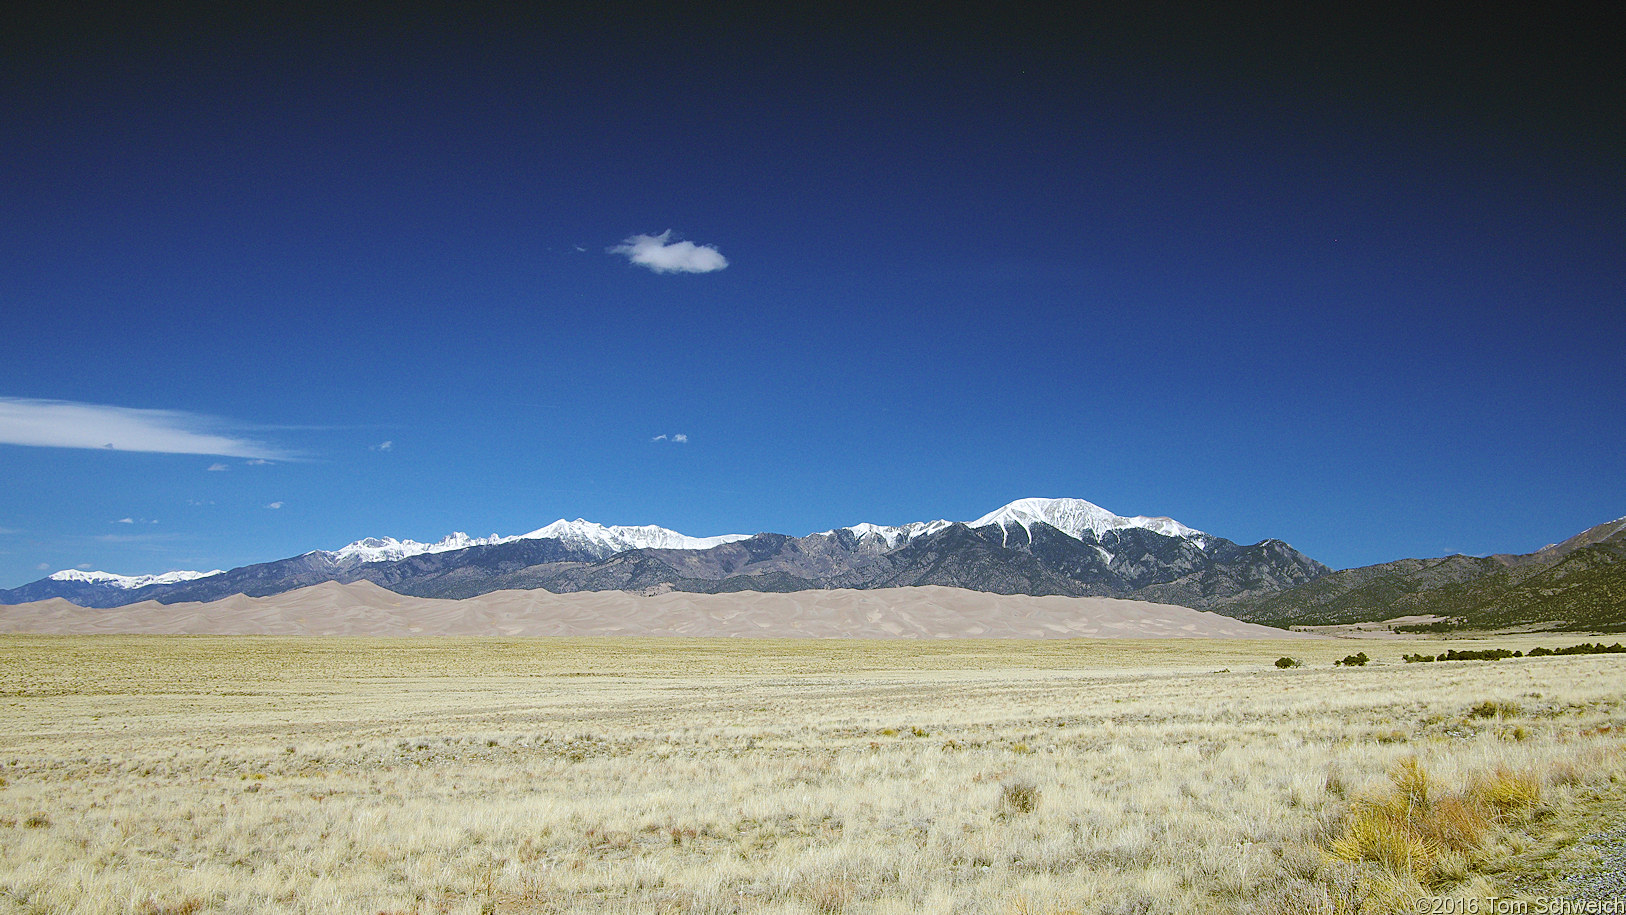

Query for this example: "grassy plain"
[0,635,1622,914]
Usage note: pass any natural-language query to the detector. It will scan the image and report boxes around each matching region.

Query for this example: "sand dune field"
[0,581,1311,638]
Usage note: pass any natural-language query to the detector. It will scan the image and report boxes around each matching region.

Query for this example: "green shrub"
[1442,648,1516,662]
[1550,642,1626,656]
[1276,657,1302,669]
[1336,652,1370,667]
[1394,619,1465,634]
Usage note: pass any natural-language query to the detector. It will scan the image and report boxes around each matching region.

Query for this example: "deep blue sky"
[2,5,1622,586]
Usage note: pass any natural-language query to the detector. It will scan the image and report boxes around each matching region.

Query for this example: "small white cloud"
[370,440,393,452]
[651,433,689,444]
[0,397,293,459]
[673,433,689,443]
[35,562,49,571]
[76,563,93,570]
[609,230,728,274]
[245,459,272,466]
[114,517,134,524]
[266,501,284,510]
[207,463,229,472]
[651,434,668,442]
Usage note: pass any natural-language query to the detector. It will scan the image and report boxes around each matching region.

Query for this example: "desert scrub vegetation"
[1405,642,1626,663]
[1314,758,1550,908]
[0,635,1621,914]
[1306,746,1626,914]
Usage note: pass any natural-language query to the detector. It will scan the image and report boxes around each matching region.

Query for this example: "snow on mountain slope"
[521,519,752,555]
[42,499,1205,590]
[47,569,225,589]
[822,498,1206,551]
[324,532,518,565]
[971,497,1207,544]
[820,520,955,548]
[40,520,754,591]
[321,520,751,566]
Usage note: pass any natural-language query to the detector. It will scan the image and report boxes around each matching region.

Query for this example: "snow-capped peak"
[318,520,751,567]
[324,532,516,565]
[821,519,954,548]
[521,519,751,555]
[816,499,1206,550]
[970,497,1207,544]
[42,502,1207,591]
[47,568,224,589]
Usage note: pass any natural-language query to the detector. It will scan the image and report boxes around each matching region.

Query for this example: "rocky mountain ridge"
[1215,515,1626,631]
[1,498,1328,611]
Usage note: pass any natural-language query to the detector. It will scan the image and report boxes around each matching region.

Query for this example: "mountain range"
[1217,515,1626,631]
[9,499,1621,632]
[0,498,1327,611]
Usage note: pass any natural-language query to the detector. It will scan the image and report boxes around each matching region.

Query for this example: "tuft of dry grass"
[1472,767,1541,818]
[135,898,206,915]
[1000,781,1040,816]
[1320,755,1577,911]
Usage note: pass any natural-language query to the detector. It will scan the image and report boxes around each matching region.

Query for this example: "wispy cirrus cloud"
[609,231,728,274]
[0,398,296,459]
[651,433,690,443]
[93,532,178,544]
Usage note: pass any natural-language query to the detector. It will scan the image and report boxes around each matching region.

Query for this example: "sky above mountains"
[1,5,1622,586]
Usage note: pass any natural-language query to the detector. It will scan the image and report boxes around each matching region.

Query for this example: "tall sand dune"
[0,580,1310,638]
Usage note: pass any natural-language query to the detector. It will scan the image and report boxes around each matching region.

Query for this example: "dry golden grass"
[0,634,1621,914]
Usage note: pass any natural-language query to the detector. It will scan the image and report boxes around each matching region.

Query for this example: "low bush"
[1000,780,1039,815]
[1443,648,1519,661]
[1468,700,1521,719]
[1394,619,1465,634]
[1276,657,1302,669]
[1528,642,1626,657]
[1406,643,1625,664]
